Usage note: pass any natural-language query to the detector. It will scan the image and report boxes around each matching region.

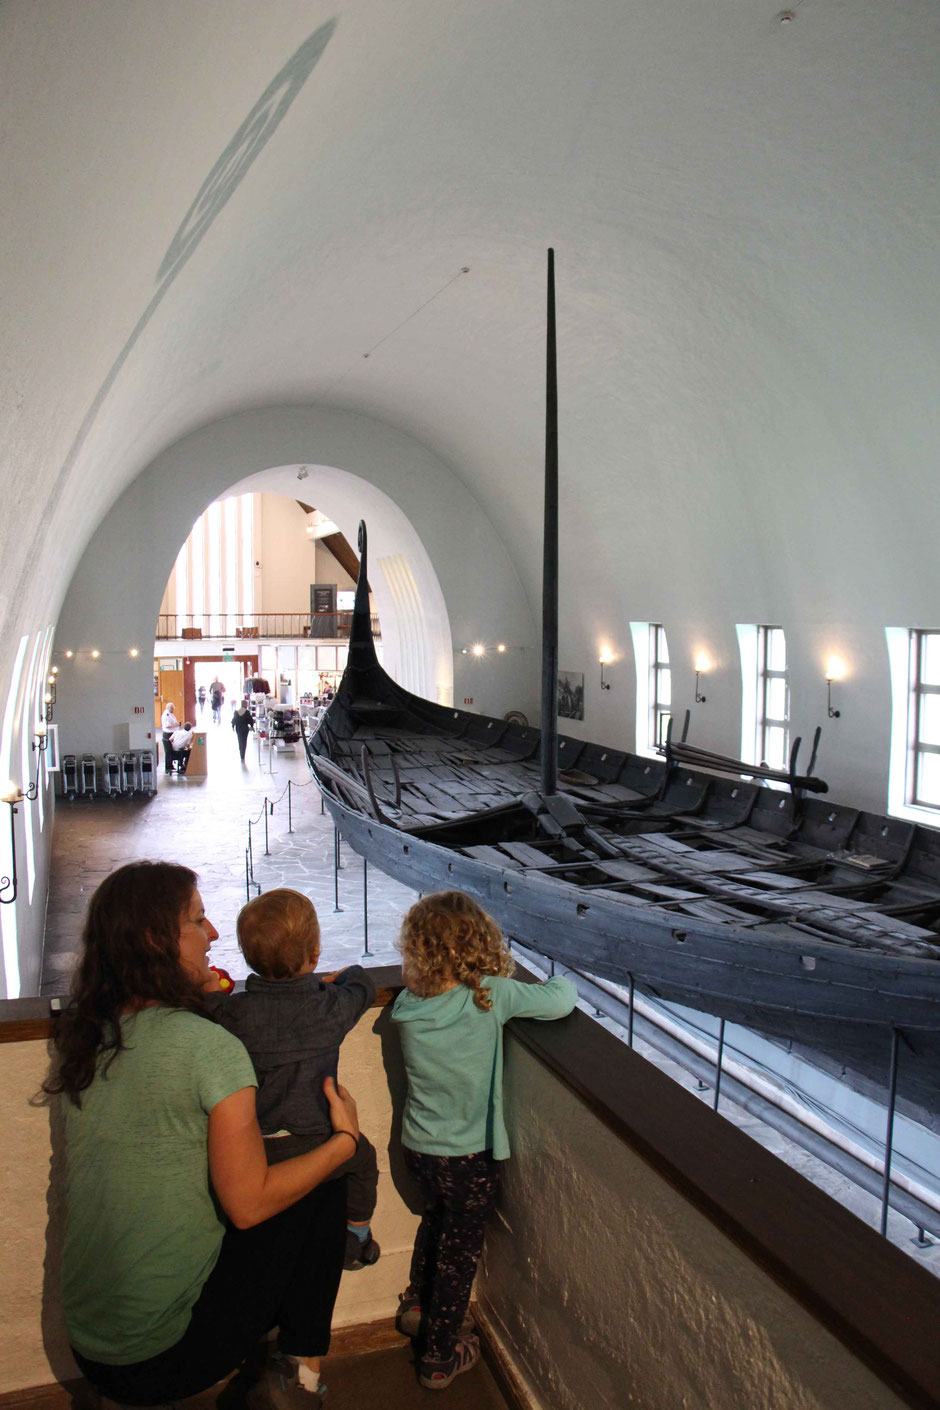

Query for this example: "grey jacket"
[218,966,376,1138]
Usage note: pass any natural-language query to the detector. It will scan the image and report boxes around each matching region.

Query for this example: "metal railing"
[155,611,380,641]
[509,936,940,1248]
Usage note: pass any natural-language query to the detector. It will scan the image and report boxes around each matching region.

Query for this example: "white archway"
[226,464,454,703]
[53,406,537,760]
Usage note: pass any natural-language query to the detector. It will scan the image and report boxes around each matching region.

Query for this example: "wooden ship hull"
[304,525,940,1119]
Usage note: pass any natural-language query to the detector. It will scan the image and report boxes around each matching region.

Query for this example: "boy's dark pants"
[403,1147,501,1363]
[265,1131,379,1222]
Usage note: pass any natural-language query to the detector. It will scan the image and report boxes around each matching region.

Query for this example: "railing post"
[333,827,343,912]
[879,1028,901,1237]
[713,1018,726,1111]
[627,972,635,1049]
[362,858,371,958]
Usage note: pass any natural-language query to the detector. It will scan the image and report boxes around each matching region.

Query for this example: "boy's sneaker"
[418,1336,480,1391]
[396,1294,475,1340]
[246,1352,326,1408]
[343,1228,380,1269]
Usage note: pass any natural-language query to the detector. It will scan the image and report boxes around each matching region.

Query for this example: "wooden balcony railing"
[155,611,381,641]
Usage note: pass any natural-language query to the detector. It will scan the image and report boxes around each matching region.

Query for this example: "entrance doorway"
[195,659,251,725]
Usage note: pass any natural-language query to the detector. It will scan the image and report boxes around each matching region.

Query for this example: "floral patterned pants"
[403,1147,502,1362]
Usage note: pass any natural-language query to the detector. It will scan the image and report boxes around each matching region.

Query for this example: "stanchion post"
[288,780,293,834]
[361,857,371,958]
[248,824,254,881]
[879,1029,901,1237]
[627,973,635,1049]
[333,827,343,912]
[245,849,251,904]
[713,1018,726,1112]
[264,799,270,856]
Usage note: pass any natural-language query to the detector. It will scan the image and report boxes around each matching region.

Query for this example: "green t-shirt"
[391,975,577,1159]
[61,1007,257,1364]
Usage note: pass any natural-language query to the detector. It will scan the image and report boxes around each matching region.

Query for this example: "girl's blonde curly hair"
[397,890,514,1010]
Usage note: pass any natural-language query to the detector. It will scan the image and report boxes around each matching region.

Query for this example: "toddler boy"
[219,888,380,1269]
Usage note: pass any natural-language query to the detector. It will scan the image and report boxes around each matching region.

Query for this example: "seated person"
[170,721,195,774]
[219,889,381,1269]
[47,862,357,1406]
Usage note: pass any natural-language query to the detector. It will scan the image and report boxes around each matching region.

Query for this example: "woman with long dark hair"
[46,860,357,1408]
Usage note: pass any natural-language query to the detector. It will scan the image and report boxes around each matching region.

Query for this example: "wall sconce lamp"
[825,656,846,718]
[33,722,49,754]
[43,691,54,723]
[599,648,613,690]
[1,782,37,905]
[694,652,711,703]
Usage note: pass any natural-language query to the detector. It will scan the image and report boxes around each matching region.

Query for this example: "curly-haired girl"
[391,891,576,1390]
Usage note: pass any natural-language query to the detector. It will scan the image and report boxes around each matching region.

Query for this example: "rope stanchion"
[240,774,318,886]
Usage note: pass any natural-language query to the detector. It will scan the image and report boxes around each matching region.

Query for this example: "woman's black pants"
[72,1179,345,1405]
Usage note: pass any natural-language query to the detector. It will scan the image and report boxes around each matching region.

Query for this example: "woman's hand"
[323,1075,359,1142]
[210,1082,361,1229]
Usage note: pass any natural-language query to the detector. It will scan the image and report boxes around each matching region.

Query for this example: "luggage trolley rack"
[103,753,122,797]
[60,750,158,800]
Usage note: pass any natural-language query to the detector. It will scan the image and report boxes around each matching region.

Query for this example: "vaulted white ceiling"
[2,0,938,798]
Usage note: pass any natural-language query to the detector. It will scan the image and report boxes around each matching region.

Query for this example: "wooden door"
[155,663,185,730]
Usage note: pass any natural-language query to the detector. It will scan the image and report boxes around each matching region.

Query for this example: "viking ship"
[303,255,940,1117]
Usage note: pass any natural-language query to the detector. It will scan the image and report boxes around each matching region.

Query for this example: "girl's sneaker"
[395,1294,475,1340]
[417,1335,480,1391]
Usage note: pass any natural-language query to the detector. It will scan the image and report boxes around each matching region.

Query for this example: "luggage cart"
[103,753,122,797]
[138,749,156,795]
[79,755,98,797]
[121,752,140,794]
[62,755,78,801]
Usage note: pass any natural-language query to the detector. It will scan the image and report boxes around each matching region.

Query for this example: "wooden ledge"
[0,966,404,1045]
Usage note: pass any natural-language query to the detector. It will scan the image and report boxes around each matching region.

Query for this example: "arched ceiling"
[2,0,938,715]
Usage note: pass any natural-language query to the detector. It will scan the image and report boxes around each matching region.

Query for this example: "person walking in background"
[391,891,577,1390]
[232,702,254,764]
[197,685,207,715]
[161,701,179,775]
[209,677,225,724]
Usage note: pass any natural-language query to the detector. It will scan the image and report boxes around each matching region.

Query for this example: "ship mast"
[540,248,559,798]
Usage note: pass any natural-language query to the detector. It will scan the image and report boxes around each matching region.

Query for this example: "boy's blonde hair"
[397,890,514,1011]
[237,888,320,979]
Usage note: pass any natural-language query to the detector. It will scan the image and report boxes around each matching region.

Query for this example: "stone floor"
[40,718,418,995]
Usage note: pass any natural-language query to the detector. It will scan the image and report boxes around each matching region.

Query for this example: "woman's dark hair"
[44,861,210,1104]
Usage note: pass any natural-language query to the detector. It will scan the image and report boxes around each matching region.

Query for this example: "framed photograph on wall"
[558,670,584,721]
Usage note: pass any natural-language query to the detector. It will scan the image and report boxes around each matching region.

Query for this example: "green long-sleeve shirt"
[391,974,577,1159]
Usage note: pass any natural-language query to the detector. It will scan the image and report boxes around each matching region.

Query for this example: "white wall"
[257,495,317,613]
